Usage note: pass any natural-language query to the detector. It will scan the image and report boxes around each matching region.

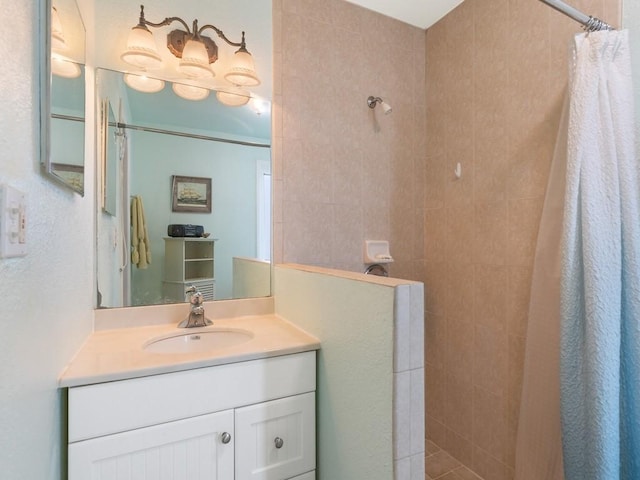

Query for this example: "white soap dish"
[364,240,394,264]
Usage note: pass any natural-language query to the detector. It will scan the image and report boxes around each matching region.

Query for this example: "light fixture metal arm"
[198,25,245,49]
[136,5,192,34]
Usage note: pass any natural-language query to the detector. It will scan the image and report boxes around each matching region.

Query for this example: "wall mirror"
[93,0,273,309]
[41,0,86,195]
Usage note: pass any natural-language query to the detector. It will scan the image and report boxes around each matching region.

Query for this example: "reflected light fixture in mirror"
[51,6,68,51]
[121,5,259,85]
[172,83,210,101]
[216,87,251,107]
[51,54,81,78]
[124,73,165,93]
[51,5,81,78]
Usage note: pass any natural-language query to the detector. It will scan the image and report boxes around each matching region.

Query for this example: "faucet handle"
[186,285,202,302]
[185,285,197,295]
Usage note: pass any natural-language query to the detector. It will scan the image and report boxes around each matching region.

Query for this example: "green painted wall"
[275,266,395,480]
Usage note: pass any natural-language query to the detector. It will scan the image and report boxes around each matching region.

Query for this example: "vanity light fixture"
[123,73,165,93]
[215,86,251,107]
[172,83,210,101]
[121,4,260,86]
[367,96,393,115]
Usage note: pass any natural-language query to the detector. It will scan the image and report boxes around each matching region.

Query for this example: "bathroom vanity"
[60,312,320,480]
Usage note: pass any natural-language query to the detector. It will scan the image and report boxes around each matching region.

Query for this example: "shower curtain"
[560,30,639,480]
[516,30,639,480]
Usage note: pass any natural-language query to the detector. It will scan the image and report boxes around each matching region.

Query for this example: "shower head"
[367,96,392,115]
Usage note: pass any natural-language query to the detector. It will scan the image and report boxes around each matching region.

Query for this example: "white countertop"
[59,314,320,388]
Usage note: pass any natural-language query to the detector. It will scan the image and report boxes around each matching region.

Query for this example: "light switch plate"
[0,184,27,258]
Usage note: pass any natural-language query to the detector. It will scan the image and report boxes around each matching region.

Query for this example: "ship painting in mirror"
[171,176,212,213]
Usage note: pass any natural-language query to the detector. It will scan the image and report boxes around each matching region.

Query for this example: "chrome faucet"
[178,286,213,328]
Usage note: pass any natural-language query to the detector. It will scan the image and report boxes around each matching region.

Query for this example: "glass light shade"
[51,7,68,51]
[121,26,163,69]
[178,39,214,79]
[172,83,210,101]
[124,73,165,93]
[224,49,260,87]
[215,87,251,107]
[51,54,81,78]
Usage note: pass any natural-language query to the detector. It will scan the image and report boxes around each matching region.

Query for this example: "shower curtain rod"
[539,0,613,31]
[114,122,271,149]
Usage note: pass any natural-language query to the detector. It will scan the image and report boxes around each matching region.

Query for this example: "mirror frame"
[39,0,52,179]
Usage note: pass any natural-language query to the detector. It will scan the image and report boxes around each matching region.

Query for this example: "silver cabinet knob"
[221,432,231,444]
[274,437,284,449]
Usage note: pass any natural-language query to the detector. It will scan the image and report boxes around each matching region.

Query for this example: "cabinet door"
[235,392,315,480]
[69,409,234,480]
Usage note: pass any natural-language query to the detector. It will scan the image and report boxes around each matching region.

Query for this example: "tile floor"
[425,440,484,480]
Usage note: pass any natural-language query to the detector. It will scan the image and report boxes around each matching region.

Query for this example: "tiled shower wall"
[271,0,426,281]
[423,0,620,479]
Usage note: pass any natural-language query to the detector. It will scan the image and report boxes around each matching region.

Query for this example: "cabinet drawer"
[69,409,234,480]
[235,392,315,480]
[69,352,316,442]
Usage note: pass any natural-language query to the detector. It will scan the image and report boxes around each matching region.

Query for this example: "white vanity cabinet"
[67,352,316,480]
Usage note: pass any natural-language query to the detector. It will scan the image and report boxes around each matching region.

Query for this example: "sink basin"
[144,328,253,354]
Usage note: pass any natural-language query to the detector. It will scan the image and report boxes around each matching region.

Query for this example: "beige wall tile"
[473,386,508,463]
[474,265,508,330]
[422,0,621,476]
[507,266,532,337]
[446,375,474,440]
[507,196,544,266]
[426,362,447,424]
[474,201,507,266]
[473,324,508,395]
[426,311,447,368]
[472,445,510,480]
[443,428,474,468]
[424,262,447,315]
[427,414,448,447]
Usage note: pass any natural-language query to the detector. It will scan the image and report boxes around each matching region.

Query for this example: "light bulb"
[123,73,165,93]
[178,38,214,79]
[215,87,251,107]
[51,54,81,78]
[121,25,162,69]
[172,83,210,101]
[224,48,260,87]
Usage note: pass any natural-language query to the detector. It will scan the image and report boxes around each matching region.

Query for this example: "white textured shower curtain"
[515,30,638,480]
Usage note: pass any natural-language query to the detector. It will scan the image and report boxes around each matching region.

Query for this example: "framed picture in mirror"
[171,175,212,213]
